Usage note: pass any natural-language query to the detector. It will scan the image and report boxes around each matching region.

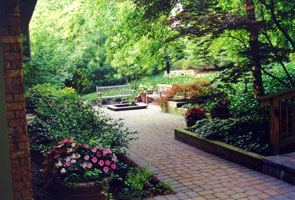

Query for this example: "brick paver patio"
[100,104,295,200]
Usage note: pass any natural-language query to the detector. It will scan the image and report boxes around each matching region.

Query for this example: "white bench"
[146,84,173,102]
[96,84,135,106]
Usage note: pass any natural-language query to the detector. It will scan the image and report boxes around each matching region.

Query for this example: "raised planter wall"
[162,101,187,116]
[175,128,264,172]
[107,103,147,111]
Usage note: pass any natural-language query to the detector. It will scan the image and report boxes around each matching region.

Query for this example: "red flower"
[185,106,205,120]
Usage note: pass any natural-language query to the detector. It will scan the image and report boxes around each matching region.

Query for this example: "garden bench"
[146,84,173,102]
[96,84,135,106]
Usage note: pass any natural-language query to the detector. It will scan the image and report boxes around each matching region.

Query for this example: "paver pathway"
[100,104,295,200]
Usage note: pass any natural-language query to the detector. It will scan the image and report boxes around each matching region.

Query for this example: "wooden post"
[285,99,289,137]
[292,97,295,136]
[270,98,280,154]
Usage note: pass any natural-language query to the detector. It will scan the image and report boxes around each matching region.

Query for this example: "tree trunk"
[244,0,264,97]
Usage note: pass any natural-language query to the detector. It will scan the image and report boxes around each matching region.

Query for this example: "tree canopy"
[25,0,295,95]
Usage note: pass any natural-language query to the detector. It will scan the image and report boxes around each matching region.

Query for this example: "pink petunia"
[103,149,109,155]
[96,153,102,157]
[98,160,104,166]
[91,157,98,163]
[111,164,116,169]
[84,155,90,160]
[103,167,109,173]
[87,163,92,169]
[65,161,71,167]
[105,160,110,166]
[92,148,97,153]
[112,158,116,162]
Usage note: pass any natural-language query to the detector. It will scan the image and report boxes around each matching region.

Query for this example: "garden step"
[263,152,295,185]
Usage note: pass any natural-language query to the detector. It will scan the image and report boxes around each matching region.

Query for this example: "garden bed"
[174,128,264,172]
[30,150,173,200]
[107,103,147,111]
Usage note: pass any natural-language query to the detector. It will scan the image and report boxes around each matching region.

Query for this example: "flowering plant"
[42,139,117,186]
[185,106,206,120]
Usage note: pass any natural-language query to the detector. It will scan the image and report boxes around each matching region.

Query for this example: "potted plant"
[210,98,231,119]
[185,106,206,127]
[42,139,117,200]
[138,83,153,103]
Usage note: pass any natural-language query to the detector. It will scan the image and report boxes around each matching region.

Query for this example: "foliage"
[210,98,231,119]
[42,139,117,187]
[27,0,123,92]
[80,92,98,103]
[185,106,206,121]
[28,96,136,154]
[163,80,214,101]
[133,72,196,92]
[105,1,176,82]
[110,159,173,200]
[25,84,78,113]
[189,115,272,155]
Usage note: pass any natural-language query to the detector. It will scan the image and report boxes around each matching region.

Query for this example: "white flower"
[55,161,62,168]
[67,148,73,153]
[71,143,76,147]
[60,168,67,174]
[71,159,76,164]
[71,154,76,159]
[82,162,87,169]
[65,157,71,162]
[75,153,81,158]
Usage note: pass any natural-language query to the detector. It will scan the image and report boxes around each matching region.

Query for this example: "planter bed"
[175,128,264,172]
[107,103,147,111]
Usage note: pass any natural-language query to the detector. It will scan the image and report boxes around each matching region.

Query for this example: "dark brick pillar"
[0,3,33,200]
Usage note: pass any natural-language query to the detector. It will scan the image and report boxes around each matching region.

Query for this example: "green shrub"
[81,92,98,103]
[26,84,78,112]
[28,96,136,154]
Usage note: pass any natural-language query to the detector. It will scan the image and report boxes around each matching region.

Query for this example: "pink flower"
[87,163,92,169]
[96,153,102,157]
[112,158,116,162]
[103,167,109,173]
[98,160,104,166]
[91,157,98,163]
[103,149,109,155]
[65,161,71,167]
[111,164,116,169]
[84,155,90,160]
[65,139,74,143]
[92,148,97,153]
[105,160,110,166]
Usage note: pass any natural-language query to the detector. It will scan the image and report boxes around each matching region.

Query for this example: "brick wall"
[0,3,33,200]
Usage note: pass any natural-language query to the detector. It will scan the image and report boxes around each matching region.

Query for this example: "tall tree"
[134,0,267,96]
